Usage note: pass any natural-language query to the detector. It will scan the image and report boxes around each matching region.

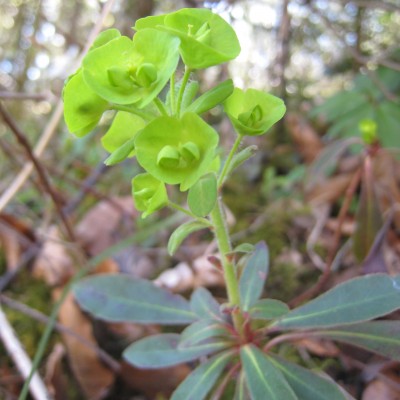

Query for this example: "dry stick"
[0,91,53,101]
[0,0,116,214]
[0,103,76,242]
[0,294,120,373]
[289,166,363,308]
[0,306,51,400]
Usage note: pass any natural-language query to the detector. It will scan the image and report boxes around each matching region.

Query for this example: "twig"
[0,91,54,101]
[289,166,362,307]
[0,294,120,373]
[0,305,52,400]
[0,0,116,214]
[0,103,76,242]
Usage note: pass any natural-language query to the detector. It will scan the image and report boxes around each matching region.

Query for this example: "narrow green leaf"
[240,345,297,400]
[269,356,348,400]
[225,145,258,178]
[233,243,255,254]
[104,137,136,166]
[249,299,289,320]
[319,321,400,361]
[190,287,225,321]
[179,320,231,348]
[73,274,195,325]
[187,173,217,217]
[239,241,269,311]
[186,79,234,114]
[233,370,251,400]
[171,351,234,400]
[168,220,209,256]
[273,274,400,330]
[123,333,229,369]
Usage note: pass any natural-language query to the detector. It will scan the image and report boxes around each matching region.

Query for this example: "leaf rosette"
[224,88,286,136]
[134,112,219,191]
[132,173,168,218]
[63,69,109,137]
[134,8,240,69]
[82,29,180,106]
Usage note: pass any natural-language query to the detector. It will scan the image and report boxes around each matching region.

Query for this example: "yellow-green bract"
[134,113,219,191]
[224,88,286,136]
[134,8,240,69]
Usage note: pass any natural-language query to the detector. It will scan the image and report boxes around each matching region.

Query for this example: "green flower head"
[134,8,240,69]
[224,88,286,136]
[63,69,109,137]
[82,29,180,106]
[134,112,219,191]
[132,173,168,218]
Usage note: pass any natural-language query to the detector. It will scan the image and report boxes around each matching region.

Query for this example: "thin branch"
[0,294,120,373]
[0,102,76,242]
[0,91,54,101]
[0,0,116,214]
[0,305,51,400]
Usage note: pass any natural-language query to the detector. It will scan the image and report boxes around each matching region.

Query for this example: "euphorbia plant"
[63,8,400,400]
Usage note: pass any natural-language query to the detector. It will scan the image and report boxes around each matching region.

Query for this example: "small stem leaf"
[233,370,251,400]
[104,137,136,166]
[73,274,195,325]
[239,241,269,311]
[187,173,217,217]
[186,79,234,115]
[249,299,290,320]
[168,220,209,256]
[240,345,297,400]
[190,287,225,321]
[181,80,200,112]
[225,145,258,179]
[269,356,349,400]
[319,321,400,361]
[233,243,255,254]
[123,333,230,369]
[272,274,400,330]
[179,320,232,348]
[171,351,234,400]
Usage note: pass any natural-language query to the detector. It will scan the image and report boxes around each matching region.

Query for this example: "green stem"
[168,201,212,226]
[176,66,192,116]
[111,104,155,121]
[217,135,242,187]
[210,198,244,333]
[169,72,176,115]
[153,97,168,116]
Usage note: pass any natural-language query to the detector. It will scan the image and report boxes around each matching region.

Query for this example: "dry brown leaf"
[75,196,137,256]
[54,289,115,400]
[32,225,74,286]
[307,173,354,206]
[362,378,400,400]
[120,361,190,399]
[155,254,224,292]
[286,113,323,164]
[296,338,340,357]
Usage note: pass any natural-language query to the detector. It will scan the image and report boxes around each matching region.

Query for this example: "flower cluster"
[63,8,286,218]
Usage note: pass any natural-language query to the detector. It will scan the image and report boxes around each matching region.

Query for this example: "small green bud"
[136,63,158,87]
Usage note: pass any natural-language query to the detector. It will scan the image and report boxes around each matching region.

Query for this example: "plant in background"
[63,8,400,400]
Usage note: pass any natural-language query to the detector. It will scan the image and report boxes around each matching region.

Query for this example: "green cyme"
[82,29,180,106]
[101,111,145,155]
[134,112,219,191]
[132,173,168,218]
[134,8,240,69]
[359,118,377,144]
[63,69,108,137]
[224,88,286,136]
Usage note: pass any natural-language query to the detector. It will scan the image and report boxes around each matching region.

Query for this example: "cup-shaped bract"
[134,112,219,191]
[101,111,145,155]
[134,8,240,69]
[224,88,286,136]
[82,29,180,106]
[63,69,109,137]
[132,173,168,218]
